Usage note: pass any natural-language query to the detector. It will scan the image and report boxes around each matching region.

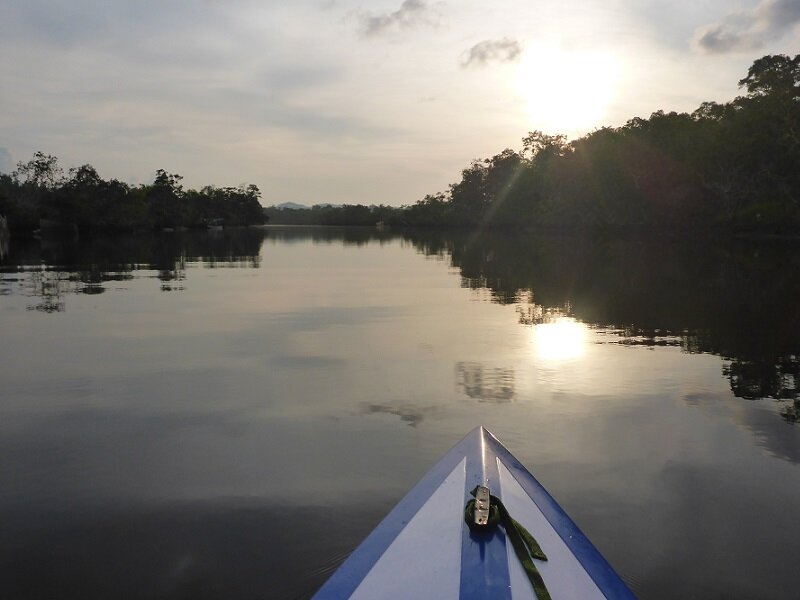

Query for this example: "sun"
[515,44,621,136]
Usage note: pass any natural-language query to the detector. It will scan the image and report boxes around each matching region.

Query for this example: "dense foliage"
[0,159,266,233]
[263,203,403,227]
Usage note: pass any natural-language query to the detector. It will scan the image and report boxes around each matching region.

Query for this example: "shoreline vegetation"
[0,165,266,235]
[1,54,798,237]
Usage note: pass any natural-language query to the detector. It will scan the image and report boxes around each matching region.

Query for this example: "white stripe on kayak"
[349,457,467,600]
[497,459,608,600]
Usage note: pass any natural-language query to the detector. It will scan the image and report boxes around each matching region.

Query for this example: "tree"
[448,160,488,225]
[69,164,102,187]
[147,170,185,228]
[738,54,800,99]
[521,131,568,162]
[13,151,63,188]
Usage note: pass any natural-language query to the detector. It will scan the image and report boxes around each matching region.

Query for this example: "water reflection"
[456,362,515,402]
[407,230,800,415]
[724,358,799,400]
[532,318,588,361]
[0,227,8,261]
[1,229,265,271]
[682,390,800,463]
[1,499,390,600]
[3,227,798,416]
[0,229,267,310]
[362,402,441,427]
[782,399,799,423]
[262,225,398,247]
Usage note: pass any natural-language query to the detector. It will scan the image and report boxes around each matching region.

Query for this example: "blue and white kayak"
[313,426,636,599]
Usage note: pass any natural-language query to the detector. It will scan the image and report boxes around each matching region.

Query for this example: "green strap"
[465,486,552,600]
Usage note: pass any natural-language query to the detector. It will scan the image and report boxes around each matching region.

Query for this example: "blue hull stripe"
[459,431,511,599]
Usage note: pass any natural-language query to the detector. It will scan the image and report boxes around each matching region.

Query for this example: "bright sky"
[1,0,798,206]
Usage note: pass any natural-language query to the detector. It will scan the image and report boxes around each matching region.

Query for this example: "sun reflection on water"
[532,317,588,362]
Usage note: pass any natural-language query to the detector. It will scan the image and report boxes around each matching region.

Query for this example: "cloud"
[694,0,800,53]
[359,0,431,36]
[461,38,523,67]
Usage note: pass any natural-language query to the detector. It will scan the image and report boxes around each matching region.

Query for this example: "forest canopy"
[0,158,266,233]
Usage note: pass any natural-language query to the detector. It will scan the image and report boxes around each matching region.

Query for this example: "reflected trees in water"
[2,226,799,419]
[407,229,800,413]
[0,228,269,310]
[456,362,515,403]
[781,400,799,424]
[361,403,442,428]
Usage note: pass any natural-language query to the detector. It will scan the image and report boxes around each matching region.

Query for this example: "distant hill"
[269,202,348,210]
[273,202,309,210]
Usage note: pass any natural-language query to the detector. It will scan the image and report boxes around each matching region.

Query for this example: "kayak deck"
[312,426,636,599]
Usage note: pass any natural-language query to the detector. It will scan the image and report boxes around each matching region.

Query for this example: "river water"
[1,226,798,599]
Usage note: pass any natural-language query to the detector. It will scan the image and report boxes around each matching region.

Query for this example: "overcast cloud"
[694,0,800,53]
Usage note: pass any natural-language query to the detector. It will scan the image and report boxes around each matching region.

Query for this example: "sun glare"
[516,45,620,135]
[533,317,588,362]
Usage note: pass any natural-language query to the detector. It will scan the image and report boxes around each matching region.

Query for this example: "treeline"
[263,203,404,227]
[0,156,266,233]
[271,54,800,233]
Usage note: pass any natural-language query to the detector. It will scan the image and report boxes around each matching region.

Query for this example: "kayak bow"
[313,426,636,599]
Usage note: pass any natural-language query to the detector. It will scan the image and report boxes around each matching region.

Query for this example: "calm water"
[1,227,799,599]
